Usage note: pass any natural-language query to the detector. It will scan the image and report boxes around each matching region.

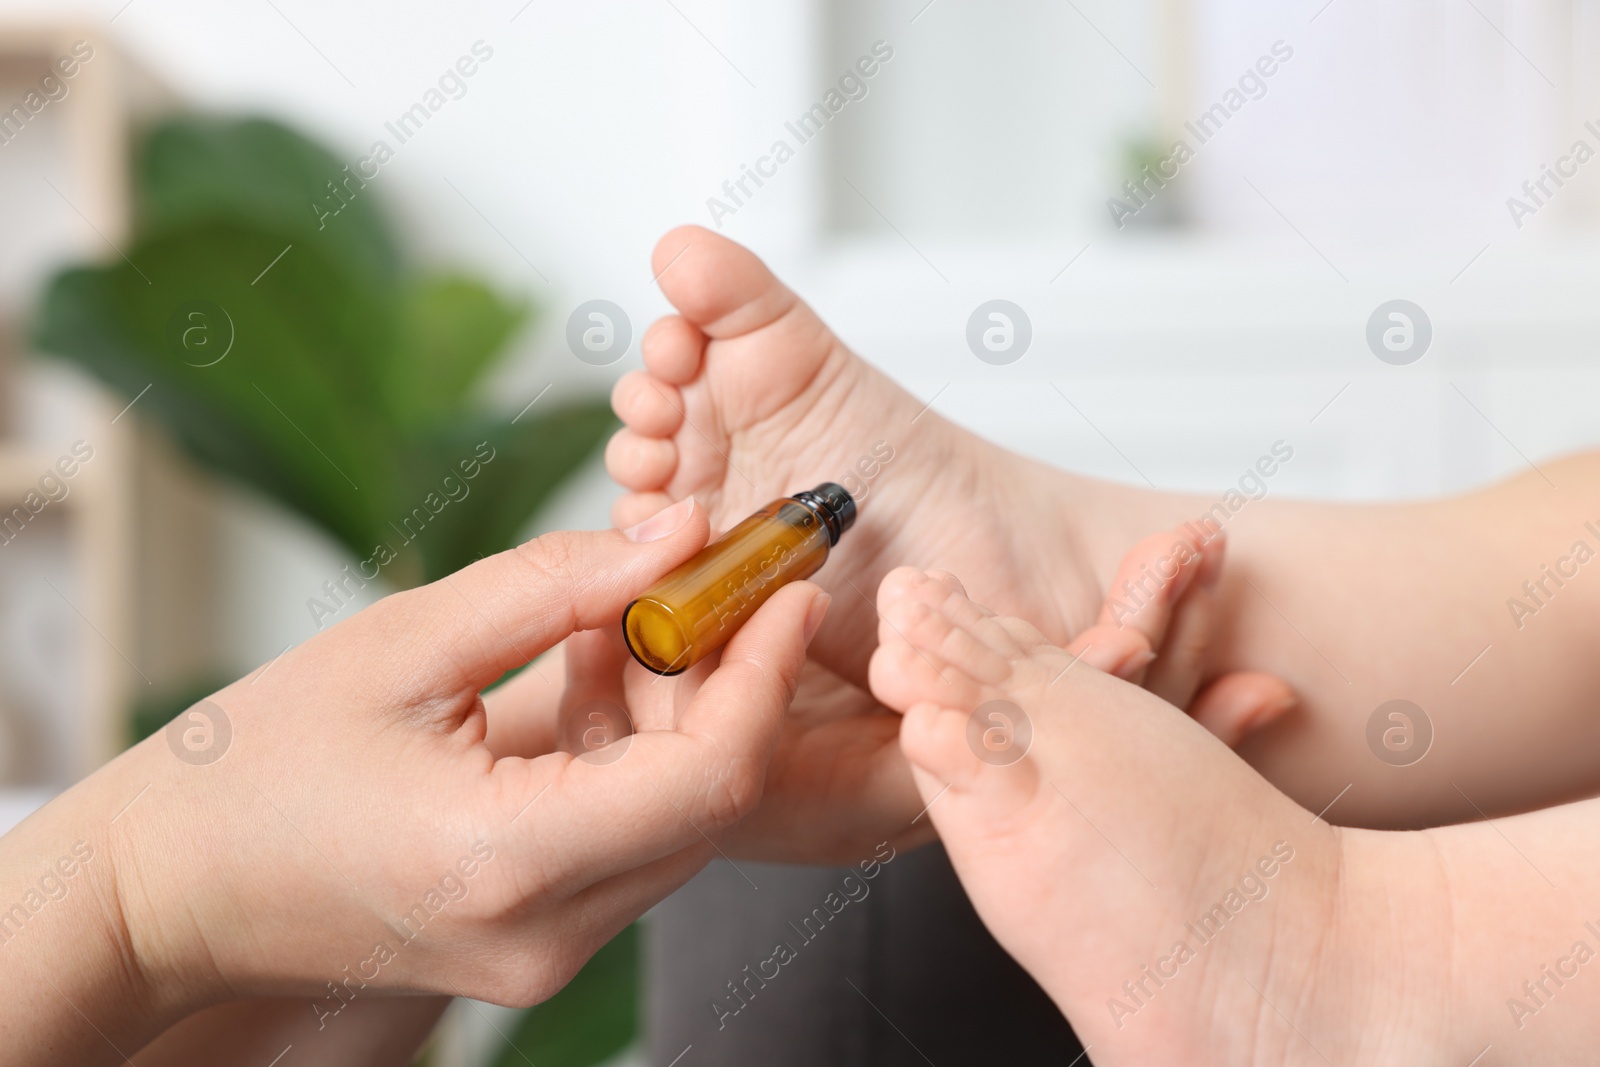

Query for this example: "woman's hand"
[2,498,826,1065]
[481,525,1296,869]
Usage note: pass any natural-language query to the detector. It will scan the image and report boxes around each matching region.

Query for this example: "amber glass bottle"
[623,483,856,675]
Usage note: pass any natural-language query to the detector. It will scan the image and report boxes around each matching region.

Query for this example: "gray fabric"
[646,843,1082,1065]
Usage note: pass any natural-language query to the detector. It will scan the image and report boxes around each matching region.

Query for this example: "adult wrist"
[0,738,215,1062]
[96,737,231,1024]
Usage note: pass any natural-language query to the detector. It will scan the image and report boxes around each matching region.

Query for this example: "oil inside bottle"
[623,483,855,675]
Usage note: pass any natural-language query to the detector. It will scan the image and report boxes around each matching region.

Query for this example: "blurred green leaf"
[389,275,529,433]
[38,222,400,556]
[399,406,618,582]
[33,116,611,586]
[136,115,400,294]
[493,924,638,1067]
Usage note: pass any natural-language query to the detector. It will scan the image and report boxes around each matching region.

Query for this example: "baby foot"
[868,568,1445,1065]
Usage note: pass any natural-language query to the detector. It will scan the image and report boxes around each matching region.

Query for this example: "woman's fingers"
[1098,529,1209,633]
[1064,625,1154,681]
[1142,543,1223,705]
[491,581,826,890]
[1132,534,1298,747]
[1066,531,1212,683]
[672,581,827,760]
[354,498,710,702]
[557,628,637,757]
[1189,672,1298,748]
[482,644,566,760]
[1082,528,1216,684]
[1077,526,1297,749]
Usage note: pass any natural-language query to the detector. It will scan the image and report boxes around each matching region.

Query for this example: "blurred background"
[1,0,1599,1062]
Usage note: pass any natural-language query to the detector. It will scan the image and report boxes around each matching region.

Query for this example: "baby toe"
[881,594,957,663]
[905,574,1027,683]
[923,569,980,605]
[1063,622,1156,681]
[899,701,983,789]
[988,612,1053,655]
[869,640,984,715]
[882,590,993,679]
[900,701,1043,815]
[875,565,928,612]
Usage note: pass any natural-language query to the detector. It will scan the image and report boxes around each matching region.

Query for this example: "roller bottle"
[623,483,856,675]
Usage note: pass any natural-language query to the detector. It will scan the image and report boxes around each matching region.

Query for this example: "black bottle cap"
[791,482,856,546]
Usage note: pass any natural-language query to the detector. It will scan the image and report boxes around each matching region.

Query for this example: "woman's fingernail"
[1114,648,1157,680]
[624,497,695,542]
[1236,693,1298,736]
[1168,552,1198,602]
[1199,534,1227,588]
[802,592,832,646]
[1259,693,1298,721]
